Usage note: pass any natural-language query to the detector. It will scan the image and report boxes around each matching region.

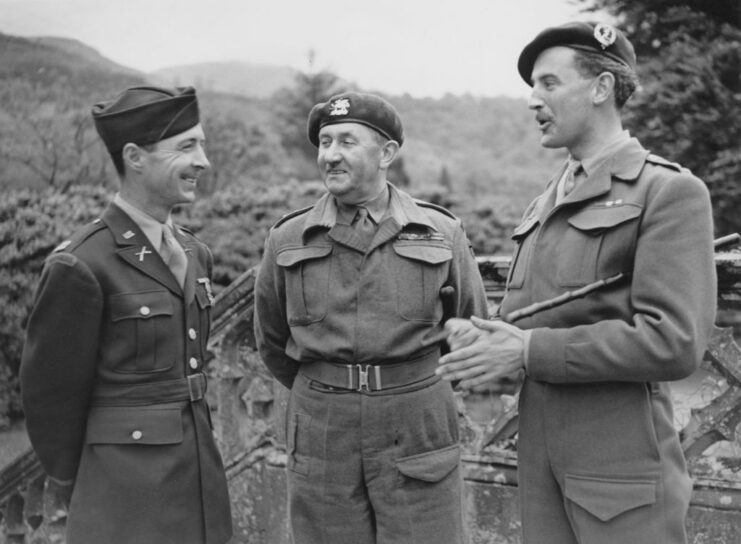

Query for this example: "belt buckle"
[187,372,207,401]
[354,364,382,392]
[357,364,370,392]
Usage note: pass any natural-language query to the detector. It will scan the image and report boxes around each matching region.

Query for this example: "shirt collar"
[576,130,631,178]
[113,193,171,251]
[302,183,434,240]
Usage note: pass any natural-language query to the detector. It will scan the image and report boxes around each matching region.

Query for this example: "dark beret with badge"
[307,91,404,147]
[518,21,637,85]
[91,86,200,155]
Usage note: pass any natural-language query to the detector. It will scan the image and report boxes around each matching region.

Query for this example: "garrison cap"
[307,91,404,147]
[91,86,200,155]
[518,21,637,85]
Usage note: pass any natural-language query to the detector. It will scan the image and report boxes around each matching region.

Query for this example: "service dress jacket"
[500,136,717,531]
[20,203,232,544]
[254,182,488,389]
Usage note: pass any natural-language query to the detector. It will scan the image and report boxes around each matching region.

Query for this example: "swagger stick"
[502,272,627,323]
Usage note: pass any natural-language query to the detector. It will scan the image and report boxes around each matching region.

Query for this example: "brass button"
[132,430,143,440]
[188,328,197,340]
[189,357,199,370]
[140,306,151,316]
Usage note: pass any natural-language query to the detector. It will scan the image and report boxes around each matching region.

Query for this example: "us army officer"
[21,86,232,544]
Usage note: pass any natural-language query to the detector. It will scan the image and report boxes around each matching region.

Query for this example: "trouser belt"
[298,350,440,392]
[90,373,207,406]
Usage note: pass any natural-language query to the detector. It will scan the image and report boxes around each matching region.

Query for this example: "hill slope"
[150,61,296,98]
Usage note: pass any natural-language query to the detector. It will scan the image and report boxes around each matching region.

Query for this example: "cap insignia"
[329,98,350,116]
[594,23,617,49]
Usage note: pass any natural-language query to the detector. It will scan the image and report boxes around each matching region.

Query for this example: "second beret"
[518,21,637,85]
[307,91,404,147]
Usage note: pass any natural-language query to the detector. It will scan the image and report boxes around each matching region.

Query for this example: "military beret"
[307,91,404,147]
[518,21,637,85]
[91,86,200,155]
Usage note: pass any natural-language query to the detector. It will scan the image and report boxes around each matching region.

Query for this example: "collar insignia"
[329,98,350,116]
[123,230,135,239]
[594,23,617,49]
[197,277,215,304]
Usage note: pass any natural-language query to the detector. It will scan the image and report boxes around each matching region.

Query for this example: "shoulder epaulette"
[413,199,458,220]
[273,205,313,229]
[646,153,688,174]
[52,218,106,254]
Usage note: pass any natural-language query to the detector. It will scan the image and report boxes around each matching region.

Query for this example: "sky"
[0,0,607,98]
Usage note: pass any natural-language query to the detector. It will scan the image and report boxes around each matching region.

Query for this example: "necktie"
[160,224,187,287]
[557,159,582,204]
[353,207,376,248]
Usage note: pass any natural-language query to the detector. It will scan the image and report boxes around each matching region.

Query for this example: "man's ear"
[121,142,146,173]
[380,140,400,169]
[592,71,616,106]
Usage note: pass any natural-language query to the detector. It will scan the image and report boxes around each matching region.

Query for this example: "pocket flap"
[564,474,656,522]
[85,406,183,445]
[568,205,642,232]
[276,245,332,267]
[393,243,452,265]
[395,444,460,482]
[110,291,173,321]
[511,216,539,240]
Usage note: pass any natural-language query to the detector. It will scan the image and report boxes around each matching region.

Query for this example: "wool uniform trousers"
[286,372,464,544]
[517,378,692,544]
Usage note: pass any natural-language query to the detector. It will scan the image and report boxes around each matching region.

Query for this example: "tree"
[578,0,741,235]
[271,66,347,175]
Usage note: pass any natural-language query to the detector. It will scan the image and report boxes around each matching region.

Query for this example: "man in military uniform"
[20,86,232,544]
[436,22,716,544]
[254,91,488,544]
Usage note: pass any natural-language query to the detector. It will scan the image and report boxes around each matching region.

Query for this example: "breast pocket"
[558,204,643,287]
[109,290,175,373]
[392,242,452,322]
[276,245,333,326]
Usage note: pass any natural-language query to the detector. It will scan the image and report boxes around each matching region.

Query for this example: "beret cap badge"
[594,23,617,49]
[329,98,351,116]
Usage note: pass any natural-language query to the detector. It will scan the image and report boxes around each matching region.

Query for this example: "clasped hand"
[435,316,526,390]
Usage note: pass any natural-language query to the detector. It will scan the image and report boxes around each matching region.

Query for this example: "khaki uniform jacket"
[20,203,232,544]
[500,137,716,524]
[254,183,488,389]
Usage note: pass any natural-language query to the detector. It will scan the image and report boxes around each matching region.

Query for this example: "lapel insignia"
[197,277,215,304]
[123,230,135,239]
[135,246,153,262]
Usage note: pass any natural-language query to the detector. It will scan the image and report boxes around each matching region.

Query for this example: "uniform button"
[188,328,197,340]
[132,430,143,440]
[140,306,150,316]
[189,357,199,370]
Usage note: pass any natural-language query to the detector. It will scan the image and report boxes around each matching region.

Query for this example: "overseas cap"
[518,21,637,85]
[92,86,200,155]
[307,91,404,147]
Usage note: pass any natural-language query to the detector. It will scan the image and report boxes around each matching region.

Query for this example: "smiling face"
[317,122,388,206]
[528,46,597,157]
[127,123,210,220]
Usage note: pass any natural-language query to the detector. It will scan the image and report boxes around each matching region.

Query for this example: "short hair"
[111,142,157,177]
[572,49,639,109]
